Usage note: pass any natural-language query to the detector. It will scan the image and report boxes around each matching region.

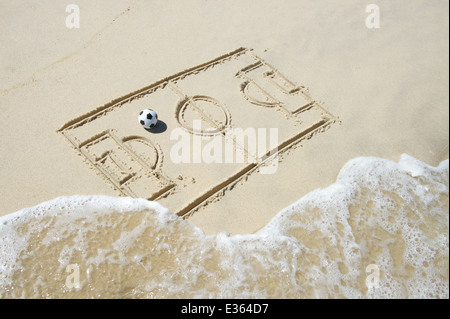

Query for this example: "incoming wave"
[0,154,448,298]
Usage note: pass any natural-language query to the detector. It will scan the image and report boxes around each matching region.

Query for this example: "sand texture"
[0,0,449,299]
[1,0,448,233]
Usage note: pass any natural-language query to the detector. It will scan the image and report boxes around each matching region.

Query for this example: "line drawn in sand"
[58,47,340,219]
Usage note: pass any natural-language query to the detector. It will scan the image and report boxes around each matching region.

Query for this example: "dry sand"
[1,0,448,236]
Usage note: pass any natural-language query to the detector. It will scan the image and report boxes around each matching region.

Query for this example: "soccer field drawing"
[58,48,339,219]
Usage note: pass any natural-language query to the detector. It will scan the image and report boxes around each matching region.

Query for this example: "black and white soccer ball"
[138,109,158,129]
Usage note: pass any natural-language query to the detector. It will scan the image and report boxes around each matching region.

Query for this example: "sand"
[0,0,449,299]
[1,0,448,233]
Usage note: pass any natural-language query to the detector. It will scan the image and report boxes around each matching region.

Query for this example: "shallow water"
[0,154,448,298]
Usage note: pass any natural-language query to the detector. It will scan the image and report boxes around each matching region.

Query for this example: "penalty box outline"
[58,47,339,219]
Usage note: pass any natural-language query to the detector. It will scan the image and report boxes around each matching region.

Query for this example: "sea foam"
[0,154,448,298]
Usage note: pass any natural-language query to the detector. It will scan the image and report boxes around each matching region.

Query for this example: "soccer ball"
[138,109,158,129]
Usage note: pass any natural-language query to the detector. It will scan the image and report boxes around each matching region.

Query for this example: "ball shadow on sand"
[145,120,167,134]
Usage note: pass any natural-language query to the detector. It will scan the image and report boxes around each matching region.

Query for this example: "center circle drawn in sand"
[176,95,231,136]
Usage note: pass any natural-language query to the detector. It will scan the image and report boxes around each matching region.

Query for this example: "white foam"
[257,154,449,298]
[0,195,170,287]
